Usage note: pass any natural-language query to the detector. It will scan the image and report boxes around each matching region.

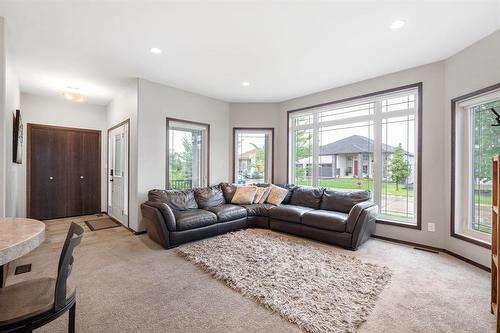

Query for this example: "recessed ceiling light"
[150,47,162,55]
[241,81,250,87]
[390,19,405,30]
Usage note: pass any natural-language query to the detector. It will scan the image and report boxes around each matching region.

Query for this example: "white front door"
[108,122,129,226]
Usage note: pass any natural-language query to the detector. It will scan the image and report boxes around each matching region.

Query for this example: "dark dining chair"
[0,222,84,333]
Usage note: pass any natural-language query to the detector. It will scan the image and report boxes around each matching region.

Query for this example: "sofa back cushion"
[320,189,371,213]
[148,189,198,210]
[289,187,324,209]
[220,182,238,203]
[265,185,289,206]
[194,185,225,208]
[275,184,298,204]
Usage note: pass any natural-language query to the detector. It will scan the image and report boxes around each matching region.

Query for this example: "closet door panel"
[29,127,68,219]
[80,131,101,215]
[66,130,100,216]
[66,130,84,216]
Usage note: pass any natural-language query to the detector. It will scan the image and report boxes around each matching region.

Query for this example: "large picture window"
[288,84,421,227]
[233,128,274,184]
[166,118,209,190]
[452,85,500,247]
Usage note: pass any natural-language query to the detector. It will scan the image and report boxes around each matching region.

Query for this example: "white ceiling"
[1,1,499,105]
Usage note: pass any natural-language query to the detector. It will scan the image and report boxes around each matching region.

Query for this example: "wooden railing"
[168,179,193,190]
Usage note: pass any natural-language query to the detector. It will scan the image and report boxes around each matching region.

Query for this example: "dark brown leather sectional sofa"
[140,183,377,250]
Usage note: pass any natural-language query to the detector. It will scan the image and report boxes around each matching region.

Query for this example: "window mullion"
[373,101,383,209]
[312,113,320,187]
[290,126,296,184]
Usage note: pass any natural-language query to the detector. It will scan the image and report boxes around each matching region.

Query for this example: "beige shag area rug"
[176,229,391,333]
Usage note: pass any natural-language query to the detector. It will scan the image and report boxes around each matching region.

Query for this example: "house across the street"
[295,135,414,181]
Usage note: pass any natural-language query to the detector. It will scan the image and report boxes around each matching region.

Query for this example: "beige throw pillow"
[266,185,289,206]
[253,187,267,204]
[231,186,258,205]
[258,187,271,204]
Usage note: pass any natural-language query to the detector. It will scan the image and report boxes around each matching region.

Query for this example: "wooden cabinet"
[492,155,500,331]
[28,124,101,220]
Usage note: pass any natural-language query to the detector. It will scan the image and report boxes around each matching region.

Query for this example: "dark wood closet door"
[67,131,100,216]
[29,127,69,220]
[79,131,101,215]
[29,125,101,220]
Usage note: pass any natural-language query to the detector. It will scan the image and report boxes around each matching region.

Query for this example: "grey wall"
[229,30,500,267]
[229,103,281,182]
[136,79,230,231]
[106,79,139,230]
[279,62,446,249]
[0,17,22,218]
[0,17,7,217]
[19,93,108,216]
[443,30,500,266]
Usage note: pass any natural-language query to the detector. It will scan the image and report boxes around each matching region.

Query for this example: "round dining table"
[0,218,45,287]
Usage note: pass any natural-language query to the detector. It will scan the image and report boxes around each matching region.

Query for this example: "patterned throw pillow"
[258,187,271,204]
[253,187,267,204]
[266,185,289,206]
[231,186,258,205]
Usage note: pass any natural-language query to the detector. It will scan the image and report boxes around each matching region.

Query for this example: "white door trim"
[107,119,130,228]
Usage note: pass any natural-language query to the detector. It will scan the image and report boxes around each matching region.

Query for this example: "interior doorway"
[107,120,129,227]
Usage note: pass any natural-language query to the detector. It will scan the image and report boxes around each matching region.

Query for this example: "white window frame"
[166,118,209,189]
[452,88,500,246]
[288,84,421,227]
[233,128,274,184]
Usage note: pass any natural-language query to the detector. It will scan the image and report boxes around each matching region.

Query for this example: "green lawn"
[296,177,414,197]
[296,177,493,204]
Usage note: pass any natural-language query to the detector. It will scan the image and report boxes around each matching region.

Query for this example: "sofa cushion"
[302,210,349,232]
[193,185,225,208]
[289,187,324,209]
[266,185,289,206]
[253,187,268,204]
[243,203,276,217]
[148,189,198,210]
[275,184,298,204]
[205,204,247,222]
[173,209,217,231]
[269,204,314,223]
[320,189,371,213]
[231,186,258,205]
[258,187,272,204]
[220,182,238,203]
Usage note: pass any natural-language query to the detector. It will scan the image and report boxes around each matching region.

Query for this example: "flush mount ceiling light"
[63,87,84,102]
[150,47,162,55]
[241,81,250,87]
[390,19,405,30]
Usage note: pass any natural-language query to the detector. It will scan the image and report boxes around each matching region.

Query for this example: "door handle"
[109,179,113,182]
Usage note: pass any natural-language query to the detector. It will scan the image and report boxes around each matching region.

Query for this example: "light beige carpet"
[177,229,392,333]
[6,216,495,333]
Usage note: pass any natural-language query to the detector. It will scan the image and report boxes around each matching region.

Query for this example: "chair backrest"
[54,222,84,311]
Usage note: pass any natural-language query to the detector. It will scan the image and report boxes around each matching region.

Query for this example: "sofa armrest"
[347,203,378,250]
[144,201,176,231]
[140,202,175,249]
[345,201,375,233]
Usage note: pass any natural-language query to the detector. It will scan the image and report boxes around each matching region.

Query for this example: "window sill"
[451,232,491,250]
[376,218,421,230]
